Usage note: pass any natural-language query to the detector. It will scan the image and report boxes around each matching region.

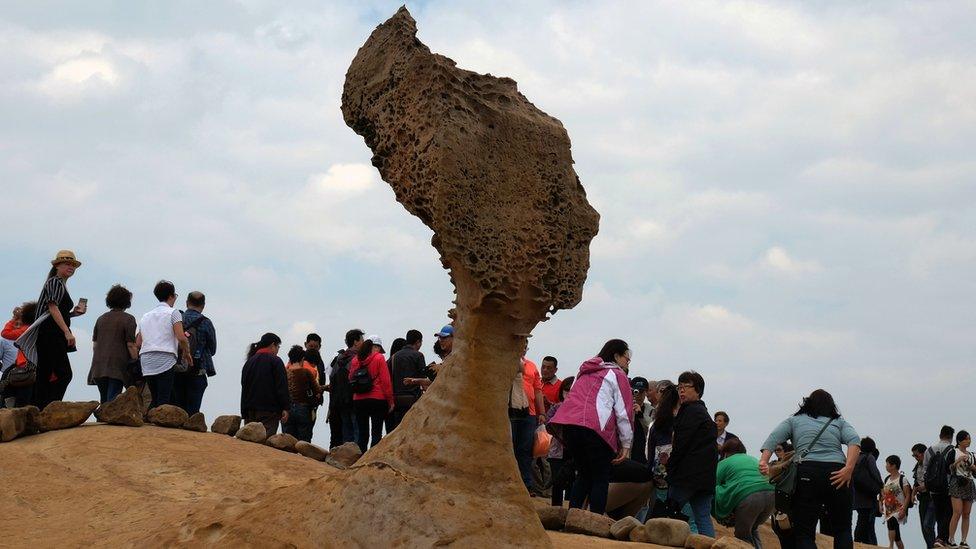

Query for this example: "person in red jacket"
[349,336,393,453]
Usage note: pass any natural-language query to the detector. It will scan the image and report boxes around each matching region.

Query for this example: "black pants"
[854,508,878,545]
[932,492,952,542]
[792,462,853,549]
[353,398,387,453]
[32,332,72,411]
[564,425,614,514]
[550,458,574,507]
[388,394,419,432]
[886,517,901,542]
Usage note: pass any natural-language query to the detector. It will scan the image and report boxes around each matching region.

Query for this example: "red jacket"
[349,352,393,407]
[2,320,28,366]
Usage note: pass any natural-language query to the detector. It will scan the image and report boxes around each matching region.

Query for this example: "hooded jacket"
[349,351,394,408]
[550,357,634,453]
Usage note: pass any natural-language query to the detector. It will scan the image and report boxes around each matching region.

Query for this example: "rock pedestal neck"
[329,7,598,547]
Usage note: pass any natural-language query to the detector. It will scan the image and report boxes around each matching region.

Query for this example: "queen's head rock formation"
[153,8,598,547]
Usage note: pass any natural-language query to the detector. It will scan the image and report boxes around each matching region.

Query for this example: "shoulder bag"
[771,417,835,515]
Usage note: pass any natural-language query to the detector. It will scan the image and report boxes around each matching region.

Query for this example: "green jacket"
[713,453,774,519]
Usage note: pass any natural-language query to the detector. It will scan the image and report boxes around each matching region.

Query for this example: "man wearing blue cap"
[434,325,454,358]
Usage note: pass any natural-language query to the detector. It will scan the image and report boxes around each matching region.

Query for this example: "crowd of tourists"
[2,250,975,549]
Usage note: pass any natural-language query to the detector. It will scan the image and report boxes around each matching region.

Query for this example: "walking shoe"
[934,540,945,548]
[959,542,969,548]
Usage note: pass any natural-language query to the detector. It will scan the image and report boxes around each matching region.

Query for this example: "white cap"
[366,334,383,348]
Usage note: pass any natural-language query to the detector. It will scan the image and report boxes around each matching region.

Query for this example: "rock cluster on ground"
[38,401,99,431]
[183,412,207,433]
[211,415,241,436]
[0,406,39,441]
[94,387,144,426]
[563,508,613,539]
[267,433,298,452]
[295,441,329,461]
[147,405,189,428]
[610,516,642,540]
[324,442,361,469]
[235,422,267,444]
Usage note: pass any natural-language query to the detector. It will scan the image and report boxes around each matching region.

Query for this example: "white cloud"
[760,246,822,275]
[307,163,378,200]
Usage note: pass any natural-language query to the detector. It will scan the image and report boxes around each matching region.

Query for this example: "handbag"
[772,417,835,515]
[0,361,37,391]
[533,426,552,458]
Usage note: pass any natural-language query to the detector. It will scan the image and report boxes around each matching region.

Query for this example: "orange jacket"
[2,320,28,366]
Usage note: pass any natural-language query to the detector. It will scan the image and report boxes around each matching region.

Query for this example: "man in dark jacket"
[852,436,883,545]
[667,370,718,538]
[327,329,363,448]
[389,329,427,431]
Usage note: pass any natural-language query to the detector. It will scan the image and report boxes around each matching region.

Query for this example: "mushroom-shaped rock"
[94,386,144,427]
[38,401,99,432]
[235,422,267,444]
[211,415,242,436]
[147,405,189,429]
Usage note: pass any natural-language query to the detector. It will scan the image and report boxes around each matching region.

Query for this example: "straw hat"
[51,250,82,268]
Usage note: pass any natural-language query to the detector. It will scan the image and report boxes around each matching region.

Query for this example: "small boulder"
[564,508,613,539]
[147,404,189,428]
[0,406,40,442]
[610,516,642,540]
[94,386,144,427]
[536,505,568,531]
[629,526,648,543]
[182,412,207,433]
[644,518,691,547]
[685,533,716,549]
[295,441,329,461]
[711,536,754,549]
[267,433,299,452]
[325,442,362,469]
[38,401,99,431]
[235,422,267,443]
[211,415,242,436]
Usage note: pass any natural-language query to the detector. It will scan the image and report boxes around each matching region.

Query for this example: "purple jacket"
[550,357,634,453]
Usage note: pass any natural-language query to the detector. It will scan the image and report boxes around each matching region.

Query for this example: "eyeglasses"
[677,383,695,390]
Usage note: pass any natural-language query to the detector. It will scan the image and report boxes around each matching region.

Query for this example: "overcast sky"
[2,1,974,540]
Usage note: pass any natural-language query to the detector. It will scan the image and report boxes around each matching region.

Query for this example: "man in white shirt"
[136,280,192,409]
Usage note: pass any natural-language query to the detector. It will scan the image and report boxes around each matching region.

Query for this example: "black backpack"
[174,314,205,374]
[924,445,955,493]
[329,351,355,406]
[349,360,374,394]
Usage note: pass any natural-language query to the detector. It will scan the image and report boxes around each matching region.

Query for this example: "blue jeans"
[284,403,314,442]
[145,367,175,408]
[173,373,208,415]
[510,414,537,491]
[669,485,715,537]
[95,378,124,403]
[919,493,936,548]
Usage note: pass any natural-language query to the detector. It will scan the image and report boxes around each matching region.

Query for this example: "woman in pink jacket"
[349,337,394,453]
[550,339,635,514]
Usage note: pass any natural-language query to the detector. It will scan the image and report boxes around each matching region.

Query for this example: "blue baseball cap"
[435,325,454,338]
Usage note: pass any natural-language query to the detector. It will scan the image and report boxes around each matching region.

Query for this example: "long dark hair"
[357,339,374,363]
[558,376,575,402]
[20,301,38,325]
[653,382,679,434]
[794,389,841,419]
[247,333,281,358]
[388,337,407,360]
[597,339,629,363]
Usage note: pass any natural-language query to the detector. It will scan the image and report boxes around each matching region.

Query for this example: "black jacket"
[852,454,884,509]
[666,400,718,493]
[390,346,427,398]
[328,349,355,409]
[240,352,290,415]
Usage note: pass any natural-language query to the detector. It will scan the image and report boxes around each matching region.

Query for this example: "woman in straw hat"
[17,250,86,410]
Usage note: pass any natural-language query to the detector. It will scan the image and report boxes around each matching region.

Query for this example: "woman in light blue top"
[759,389,861,549]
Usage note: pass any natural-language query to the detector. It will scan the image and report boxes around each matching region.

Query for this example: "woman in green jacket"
[714,438,776,548]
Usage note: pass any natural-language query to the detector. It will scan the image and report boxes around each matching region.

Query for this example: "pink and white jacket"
[550,357,634,453]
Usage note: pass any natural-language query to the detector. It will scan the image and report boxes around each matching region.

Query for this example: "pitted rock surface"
[211,415,242,436]
[38,401,99,431]
[147,405,189,429]
[94,386,144,427]
[0,406,39,441]
[341,7,599,320]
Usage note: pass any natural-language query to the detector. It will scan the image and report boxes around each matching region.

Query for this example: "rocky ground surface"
[0,422,873,548]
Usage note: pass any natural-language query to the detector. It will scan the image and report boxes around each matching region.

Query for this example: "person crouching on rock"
[549,339,634,515]
[240,333,289,436]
